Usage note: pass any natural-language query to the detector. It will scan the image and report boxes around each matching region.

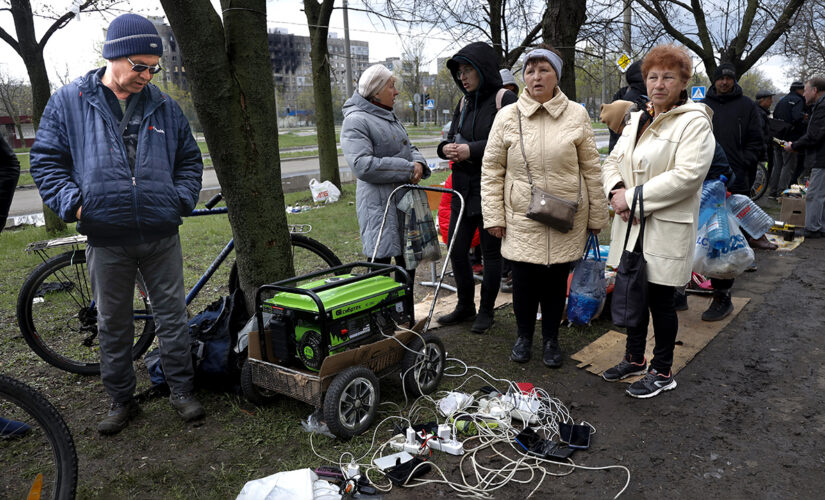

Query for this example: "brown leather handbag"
[517,109,580,233]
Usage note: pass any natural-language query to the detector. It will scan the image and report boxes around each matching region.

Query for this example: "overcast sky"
[0,0,794,92]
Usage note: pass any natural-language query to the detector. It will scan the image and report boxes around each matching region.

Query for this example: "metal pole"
[343,0,354,97]
[602,25,608,106]
[622,0,632,86]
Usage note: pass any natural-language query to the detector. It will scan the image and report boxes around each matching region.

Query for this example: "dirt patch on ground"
[3,220,824,498]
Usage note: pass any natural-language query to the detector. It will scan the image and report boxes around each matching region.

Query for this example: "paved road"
[8,135,609,218]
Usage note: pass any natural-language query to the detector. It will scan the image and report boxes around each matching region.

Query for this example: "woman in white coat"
[482,46,609,368]
[600,44,715,398]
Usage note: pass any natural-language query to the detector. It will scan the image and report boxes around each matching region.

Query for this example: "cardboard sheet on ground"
[571,295,750,382]
[765,233,804,251]
[415,283,512,329]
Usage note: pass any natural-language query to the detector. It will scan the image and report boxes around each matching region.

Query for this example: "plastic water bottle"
[700,177,729,250]
[727,194,774,238]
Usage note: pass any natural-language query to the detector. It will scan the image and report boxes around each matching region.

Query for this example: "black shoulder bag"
[611,185,649,328]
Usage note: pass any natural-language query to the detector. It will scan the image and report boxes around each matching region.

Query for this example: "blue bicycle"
[16,194,341,375]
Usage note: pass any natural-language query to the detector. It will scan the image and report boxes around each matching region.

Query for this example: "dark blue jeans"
[447,212,501,312]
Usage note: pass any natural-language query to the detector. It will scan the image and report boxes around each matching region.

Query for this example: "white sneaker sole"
[626,379,677,399]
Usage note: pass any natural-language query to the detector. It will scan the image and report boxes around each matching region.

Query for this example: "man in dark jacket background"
[701,62,773,321]
[436,42,517,334]
[755,89,774,183]
[607,60,648,153]
[785,77,825,238]
[30,13,204,435]
[769,81,808,197]
[0,135,20,233]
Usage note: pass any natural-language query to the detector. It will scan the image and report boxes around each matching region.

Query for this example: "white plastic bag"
[693,212,755,279]
[308,178,341,204]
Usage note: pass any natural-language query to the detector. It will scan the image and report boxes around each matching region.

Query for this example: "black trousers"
[625,282,678,373]
[511,261,570,342]
[447,212,501,312]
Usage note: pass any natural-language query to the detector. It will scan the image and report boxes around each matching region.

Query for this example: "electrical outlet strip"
[374,451,414,471]
[502,393,540,425]
[388,427,465,456]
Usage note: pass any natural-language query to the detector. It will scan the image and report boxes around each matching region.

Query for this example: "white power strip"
[388,426,465,456]
[501,393,540,425]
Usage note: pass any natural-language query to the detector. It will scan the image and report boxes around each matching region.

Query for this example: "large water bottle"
[700,177,729,250]
[727,194,774,238]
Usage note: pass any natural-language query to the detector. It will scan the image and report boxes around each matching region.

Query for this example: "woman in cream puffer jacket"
[481,46,609,368]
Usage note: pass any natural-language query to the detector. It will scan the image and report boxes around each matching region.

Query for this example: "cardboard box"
[779,196,805,227]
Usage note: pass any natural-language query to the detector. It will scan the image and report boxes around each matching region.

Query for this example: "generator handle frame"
[371,184,465,334]
[254,262,411,362]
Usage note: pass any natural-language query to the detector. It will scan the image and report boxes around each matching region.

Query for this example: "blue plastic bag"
[567,233,607,326]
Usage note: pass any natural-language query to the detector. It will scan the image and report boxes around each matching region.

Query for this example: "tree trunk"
[8,0,66,232]
[160,0,293,309]
[304,0,341,190]
[542,0,587,102]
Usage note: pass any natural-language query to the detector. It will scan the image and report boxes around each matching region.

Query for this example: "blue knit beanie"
[102,14,163,60]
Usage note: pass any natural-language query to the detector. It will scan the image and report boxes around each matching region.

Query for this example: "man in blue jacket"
[30,13,204,435]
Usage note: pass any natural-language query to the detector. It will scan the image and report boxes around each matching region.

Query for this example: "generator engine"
[261,272,412,371]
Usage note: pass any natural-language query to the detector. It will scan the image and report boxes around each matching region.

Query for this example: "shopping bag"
[397,189,442,270]
[693,211,754,279]
[308,178,341,203]
[612,186,649,329]
[567,233,606,326]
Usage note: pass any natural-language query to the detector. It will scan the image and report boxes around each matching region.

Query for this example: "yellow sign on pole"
[616,54,631,71]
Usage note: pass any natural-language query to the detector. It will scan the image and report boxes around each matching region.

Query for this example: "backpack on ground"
[144,289,249,392]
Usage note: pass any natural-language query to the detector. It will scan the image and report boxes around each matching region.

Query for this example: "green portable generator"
[258,263,413,371]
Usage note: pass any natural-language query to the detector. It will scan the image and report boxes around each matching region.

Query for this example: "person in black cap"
[607,60,648,153]
[702,62,771,321]
[769,81,808,197]
[30,13,205,435]
[755,89,775,180]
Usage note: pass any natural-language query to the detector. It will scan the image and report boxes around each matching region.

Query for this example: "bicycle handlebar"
[205,193,223,209]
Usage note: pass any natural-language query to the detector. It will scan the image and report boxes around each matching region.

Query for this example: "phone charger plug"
[437,423,451,441]
[346,463,360,479]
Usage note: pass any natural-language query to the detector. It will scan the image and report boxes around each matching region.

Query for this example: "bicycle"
[16,193,342,375]
[750,161,768,201]
[0,373,78,500]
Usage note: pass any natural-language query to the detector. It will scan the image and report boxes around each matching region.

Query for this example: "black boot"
[510,336,532,363]
[437,304,476,325]
[470,308,494,334]
[542,339,562,368]
[701,290,733,322]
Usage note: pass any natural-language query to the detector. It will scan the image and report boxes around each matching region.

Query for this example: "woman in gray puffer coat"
[341,64,430,275]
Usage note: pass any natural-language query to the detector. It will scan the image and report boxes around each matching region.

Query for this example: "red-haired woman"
[600,44,715,398]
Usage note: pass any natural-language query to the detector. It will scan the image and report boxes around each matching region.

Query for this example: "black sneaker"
[701,291,733,322]
[510,336,532,363]
[542,340,562,368]
[470,309,494,333]
[626,368,677,398]
[602,355,647,381]
[437,305,476,325]
[170,392,205,422]
[803,229,823,239]
[98,399,139,435]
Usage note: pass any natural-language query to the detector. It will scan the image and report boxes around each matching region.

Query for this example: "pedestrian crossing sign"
[691,86,706,100]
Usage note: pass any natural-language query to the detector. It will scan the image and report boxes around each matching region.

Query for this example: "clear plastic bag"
[567,233,606,326]
[693,211,755,279]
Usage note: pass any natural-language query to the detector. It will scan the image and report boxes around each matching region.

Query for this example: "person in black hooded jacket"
[607,60,649,152]
[436,41,517,333]
[1,134,21,233]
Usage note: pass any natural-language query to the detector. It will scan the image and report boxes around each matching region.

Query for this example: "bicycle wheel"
[17,250,156,375]
[228,233,342,291]
[750,161,768,201]
[0,374,78,500]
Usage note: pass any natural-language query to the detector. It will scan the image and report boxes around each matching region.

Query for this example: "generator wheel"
[401,333,446,397]
[240,359,278,406]
[323,366,379,439]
